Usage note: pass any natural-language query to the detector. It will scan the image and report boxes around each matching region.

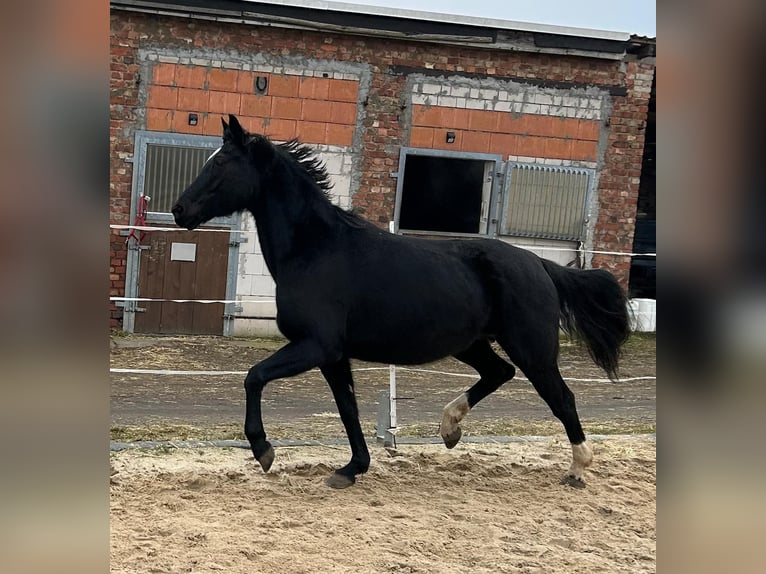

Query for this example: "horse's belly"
[346,305,490,365]
[348,339,463,365]
[344,249,494,363]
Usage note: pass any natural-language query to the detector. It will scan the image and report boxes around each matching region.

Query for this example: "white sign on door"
[170,242,196,262]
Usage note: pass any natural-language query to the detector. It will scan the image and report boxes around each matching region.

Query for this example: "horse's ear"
[223,114,247,147]
[221,117,234,144]
[229,114,246,145]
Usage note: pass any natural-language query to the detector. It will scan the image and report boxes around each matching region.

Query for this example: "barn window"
[395,149,501,236]
[132,131,230,226]
[499,163,594,241]
[143,144,214,216]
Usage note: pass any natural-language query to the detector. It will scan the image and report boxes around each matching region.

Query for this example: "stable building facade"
[110,0,655,336]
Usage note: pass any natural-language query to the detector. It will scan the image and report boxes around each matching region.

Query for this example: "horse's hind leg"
[440,340,516,448]
[523,366,592,487]
[500,334,592,487]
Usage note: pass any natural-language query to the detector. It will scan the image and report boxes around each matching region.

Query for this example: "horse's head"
[172,114,273,230]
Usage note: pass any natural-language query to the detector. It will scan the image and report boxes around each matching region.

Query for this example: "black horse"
[172,115,630,489]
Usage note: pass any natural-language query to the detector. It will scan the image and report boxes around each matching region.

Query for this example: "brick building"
[110,0,656,336]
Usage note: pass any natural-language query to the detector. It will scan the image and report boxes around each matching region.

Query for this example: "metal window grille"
[144,144,213,215]
[500,163,593,241]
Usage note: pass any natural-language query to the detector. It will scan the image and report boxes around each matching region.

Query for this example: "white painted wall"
[412,78,605,121]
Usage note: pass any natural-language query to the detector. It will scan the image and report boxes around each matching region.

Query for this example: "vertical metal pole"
[386,220,398,440]
[388,220,398,432]
[389,364,397,430]
[376,390,390,443]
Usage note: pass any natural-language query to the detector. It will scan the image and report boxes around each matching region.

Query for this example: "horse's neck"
[249,178,335,280]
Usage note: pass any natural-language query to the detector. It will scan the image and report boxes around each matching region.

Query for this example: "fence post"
[375,389,396,447]
[376,366,399,447]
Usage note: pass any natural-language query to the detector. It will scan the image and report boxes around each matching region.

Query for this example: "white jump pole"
[387,220,398,434]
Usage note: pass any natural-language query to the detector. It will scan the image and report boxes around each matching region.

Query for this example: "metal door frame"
[122,131,242,335]
[393,147,505,238]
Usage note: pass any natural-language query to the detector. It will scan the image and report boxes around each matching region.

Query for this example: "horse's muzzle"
[171,202,184,219]
[171,202,199,230]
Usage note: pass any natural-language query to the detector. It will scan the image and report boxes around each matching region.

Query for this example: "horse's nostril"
[172,204,184,216]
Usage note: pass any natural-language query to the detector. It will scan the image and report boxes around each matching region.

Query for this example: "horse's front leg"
[320,358,370,489]
[244,340,328,471]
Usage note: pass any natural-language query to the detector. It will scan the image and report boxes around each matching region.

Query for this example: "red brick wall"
[146,64,357,145]
[411,107,600,161]
[355,73,408,225]
[110,10,652,327]
[110,16,141,327]
[591,61,653,283]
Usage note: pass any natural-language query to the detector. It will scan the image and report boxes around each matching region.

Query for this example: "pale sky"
[340,0,655,37]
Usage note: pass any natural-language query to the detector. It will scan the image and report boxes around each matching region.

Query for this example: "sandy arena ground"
[110,437,655,574]
[111,334,655,572]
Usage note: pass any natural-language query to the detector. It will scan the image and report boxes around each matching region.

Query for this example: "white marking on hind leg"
[567,441,593,481]
[440,393,470,445]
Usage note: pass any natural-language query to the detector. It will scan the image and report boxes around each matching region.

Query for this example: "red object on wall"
[125,194,150,246]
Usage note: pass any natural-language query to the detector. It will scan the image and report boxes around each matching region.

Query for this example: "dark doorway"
[629,72,656,299]
[399,155,490,234]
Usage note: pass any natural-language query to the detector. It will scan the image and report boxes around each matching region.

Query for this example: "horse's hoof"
[256,445,275,473]
[325,472,355,489]
[442,427,462,449]
[560,474,586,489]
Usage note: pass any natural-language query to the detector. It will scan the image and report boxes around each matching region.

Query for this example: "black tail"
[541,260,630,380]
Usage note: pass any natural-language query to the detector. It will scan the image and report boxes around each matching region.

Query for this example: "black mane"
[271,137,371,228]
[276,139,334,198]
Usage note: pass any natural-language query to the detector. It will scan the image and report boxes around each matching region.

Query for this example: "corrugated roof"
[244,0,632,41]
[111,0,632,58]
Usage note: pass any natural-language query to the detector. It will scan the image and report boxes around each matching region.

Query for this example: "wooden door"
[134,230,229,335]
